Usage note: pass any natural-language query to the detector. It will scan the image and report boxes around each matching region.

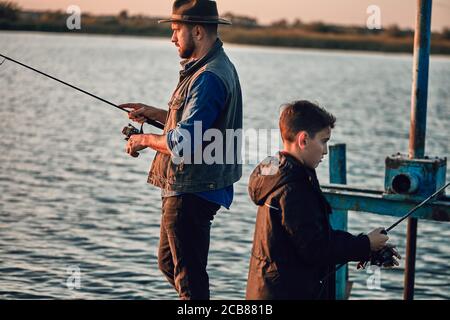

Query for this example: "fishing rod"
[357,181,450,269]
[0,53,165,133]
[385,182,450,232]
[316,182,450,297]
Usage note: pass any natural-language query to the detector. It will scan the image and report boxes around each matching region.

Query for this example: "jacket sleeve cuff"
[355,234,371,261]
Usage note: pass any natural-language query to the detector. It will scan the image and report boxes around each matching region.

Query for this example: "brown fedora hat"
[158,0,232,25]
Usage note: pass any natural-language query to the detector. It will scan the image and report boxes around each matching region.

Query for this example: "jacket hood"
[248,152,316,206]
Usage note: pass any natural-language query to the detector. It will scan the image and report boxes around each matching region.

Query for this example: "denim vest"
[148,40,243,193]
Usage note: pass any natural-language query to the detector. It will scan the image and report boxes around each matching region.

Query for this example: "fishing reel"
[370,245,399,268]
[358,245,399,269]
[122,123,144,141]
[357,229,400,269]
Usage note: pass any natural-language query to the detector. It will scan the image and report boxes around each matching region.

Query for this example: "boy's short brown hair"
[279,100,336,142]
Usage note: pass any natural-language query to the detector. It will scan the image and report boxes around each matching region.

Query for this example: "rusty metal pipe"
[405,0,433,301]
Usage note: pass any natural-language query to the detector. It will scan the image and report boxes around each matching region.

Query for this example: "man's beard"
[179,35,196,59]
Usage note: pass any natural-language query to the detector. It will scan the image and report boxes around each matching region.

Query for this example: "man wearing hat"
[120,0,242,300]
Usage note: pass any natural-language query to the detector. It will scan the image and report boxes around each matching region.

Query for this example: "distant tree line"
[1,1,449,54]
[0,1,19,20]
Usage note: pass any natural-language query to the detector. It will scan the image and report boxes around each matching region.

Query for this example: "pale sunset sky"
[13,0,450,31]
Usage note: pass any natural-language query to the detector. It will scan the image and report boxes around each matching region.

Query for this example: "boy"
[246,100,399,300]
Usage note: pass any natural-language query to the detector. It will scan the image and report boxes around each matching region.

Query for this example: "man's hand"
[120,103,167,124]
[367,227,389,251]
[126,134,148,158]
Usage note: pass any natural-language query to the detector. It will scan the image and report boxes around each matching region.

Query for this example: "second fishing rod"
[322,182,450,279]
[314,182,449,299]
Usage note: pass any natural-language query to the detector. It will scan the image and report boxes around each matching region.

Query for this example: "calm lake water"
[0,31,449,299]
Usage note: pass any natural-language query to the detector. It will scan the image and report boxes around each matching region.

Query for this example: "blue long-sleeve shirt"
[162,66,234,209]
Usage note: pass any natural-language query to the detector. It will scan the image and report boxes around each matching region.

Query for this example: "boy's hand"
[367,227,389,251]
